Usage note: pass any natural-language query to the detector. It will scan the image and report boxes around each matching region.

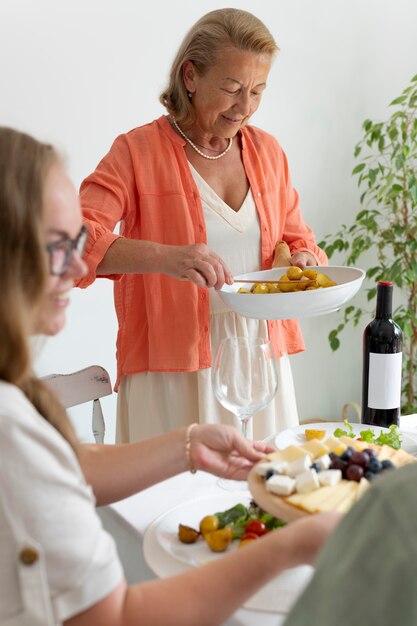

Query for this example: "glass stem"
[241,416,253,439]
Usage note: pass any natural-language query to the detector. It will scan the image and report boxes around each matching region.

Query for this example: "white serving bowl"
[218,266,365,321]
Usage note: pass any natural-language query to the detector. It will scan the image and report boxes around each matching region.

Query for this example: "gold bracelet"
[185,423,198,474]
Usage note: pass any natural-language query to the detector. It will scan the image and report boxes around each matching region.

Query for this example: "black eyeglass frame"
[46,225,88,276]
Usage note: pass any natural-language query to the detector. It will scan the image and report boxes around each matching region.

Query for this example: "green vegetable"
[215,503,248,528]
[334,419,355,438]
[214,502,286,540]
[358,428,375,443]
[375,424,402,450]
[333,419,402,450]
[358,424,402,449]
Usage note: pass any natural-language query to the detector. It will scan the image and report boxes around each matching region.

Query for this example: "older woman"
[0,126,339,626]
[78,8,327,443]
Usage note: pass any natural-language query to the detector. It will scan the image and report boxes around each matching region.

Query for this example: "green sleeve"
[284,466,417,626]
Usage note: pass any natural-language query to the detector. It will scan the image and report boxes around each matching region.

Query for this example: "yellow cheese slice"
[267,445,313,463]
[317,480,359,512]
[323,436,347,456]
[300,438,330,458]
[338,436,370,451]
[334,486,360,513]
[356,477,371,501]
[286,484,345,513]
[286,480,357,514]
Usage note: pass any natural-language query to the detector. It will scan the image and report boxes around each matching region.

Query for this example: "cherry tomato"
[239,532,259,547]
[245,520,268,536]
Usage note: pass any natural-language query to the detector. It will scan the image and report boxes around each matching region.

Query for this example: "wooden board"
[249,444,417,522]
[247,467,309,521]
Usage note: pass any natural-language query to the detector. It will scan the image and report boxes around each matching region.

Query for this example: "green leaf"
[352,163,366,175]
[367,287,377,301]
[389,95,407,106]
[330,337,340,351]
[389,127,399,141]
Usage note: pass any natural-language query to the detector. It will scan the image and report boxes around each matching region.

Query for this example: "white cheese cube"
[254,460,288,477]
[295,469,320,494]
[286,454,312,477]
[318,469,342,487]
[315,454,331,471]
[266,474,296,496]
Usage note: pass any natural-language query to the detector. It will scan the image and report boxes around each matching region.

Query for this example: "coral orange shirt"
[77,116,327,389]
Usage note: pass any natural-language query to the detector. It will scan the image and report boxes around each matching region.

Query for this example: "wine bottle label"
[368,352,402,409]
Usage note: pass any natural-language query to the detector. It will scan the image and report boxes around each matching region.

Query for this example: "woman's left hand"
[189,424,275,480]
[290,251,317,269]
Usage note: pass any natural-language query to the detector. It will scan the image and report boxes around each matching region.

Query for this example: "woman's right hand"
[160,242,233,289]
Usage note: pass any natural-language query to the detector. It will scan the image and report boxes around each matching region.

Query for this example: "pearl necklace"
[171,118,233,160]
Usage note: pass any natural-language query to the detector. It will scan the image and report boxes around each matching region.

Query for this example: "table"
[102,417,417,626]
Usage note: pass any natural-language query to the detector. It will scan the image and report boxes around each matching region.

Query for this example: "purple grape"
[346,464,364,482]
[329,458,348,473]
[349,451,370,468]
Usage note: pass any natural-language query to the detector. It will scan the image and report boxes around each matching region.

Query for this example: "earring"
[188,92,192,99]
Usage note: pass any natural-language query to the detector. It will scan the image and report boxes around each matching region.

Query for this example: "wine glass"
[212,336,278,490]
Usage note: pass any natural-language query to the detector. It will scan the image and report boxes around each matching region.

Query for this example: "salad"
[333,419,402,450]
[178,501,285,552]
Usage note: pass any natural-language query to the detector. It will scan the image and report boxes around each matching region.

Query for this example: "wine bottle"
[361,281,402,427]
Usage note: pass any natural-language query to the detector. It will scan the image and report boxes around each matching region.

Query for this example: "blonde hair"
[0,127,78,449]
[160,8,279,127]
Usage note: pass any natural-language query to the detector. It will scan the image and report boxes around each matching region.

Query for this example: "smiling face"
[183,47,272,140]
[34,163,87,336]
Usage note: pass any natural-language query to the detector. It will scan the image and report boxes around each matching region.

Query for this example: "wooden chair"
[41,365,112,443]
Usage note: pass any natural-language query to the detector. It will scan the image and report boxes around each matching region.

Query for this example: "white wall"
[2,0,416,441]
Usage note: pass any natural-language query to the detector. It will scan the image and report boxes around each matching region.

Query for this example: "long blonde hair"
[160,8,279,128]
[0,127,78,449]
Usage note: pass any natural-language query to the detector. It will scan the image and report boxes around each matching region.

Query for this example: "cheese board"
[248,436,417,522]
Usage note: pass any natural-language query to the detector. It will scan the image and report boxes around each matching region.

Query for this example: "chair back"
[41,365,112,443]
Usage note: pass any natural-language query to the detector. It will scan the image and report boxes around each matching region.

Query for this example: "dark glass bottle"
[361,281,402,427]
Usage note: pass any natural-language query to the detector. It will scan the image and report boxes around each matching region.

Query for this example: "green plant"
[319,75,417,414]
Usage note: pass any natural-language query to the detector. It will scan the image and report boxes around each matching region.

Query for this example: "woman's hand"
[289,250,317,269]
[160,243,233,289]
[189,424,275,479]
[277,512,342,568]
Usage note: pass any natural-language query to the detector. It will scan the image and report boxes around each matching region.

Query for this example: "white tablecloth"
[103,416,417,626]
[104,469,305,626]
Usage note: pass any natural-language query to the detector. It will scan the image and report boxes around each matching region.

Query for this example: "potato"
[268,282,281,293]
[302,269,318,280]
[199,515,220,536]
[251,283,270,294]
[287,266,303,280]
[178,524,200,544]
[279,274,297,292]
[204,527,233,552]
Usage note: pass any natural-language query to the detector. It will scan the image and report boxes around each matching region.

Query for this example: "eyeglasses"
[46,225,88,276]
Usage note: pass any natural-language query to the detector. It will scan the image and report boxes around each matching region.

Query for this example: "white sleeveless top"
[116,164,299,442]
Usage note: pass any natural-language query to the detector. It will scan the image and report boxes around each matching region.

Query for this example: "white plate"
[219,265,365,320]
[143,493,313,613]
[155,492,251,567]
[274,422,417,455]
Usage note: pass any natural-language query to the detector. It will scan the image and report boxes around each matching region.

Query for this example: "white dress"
[116,165,299,442]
